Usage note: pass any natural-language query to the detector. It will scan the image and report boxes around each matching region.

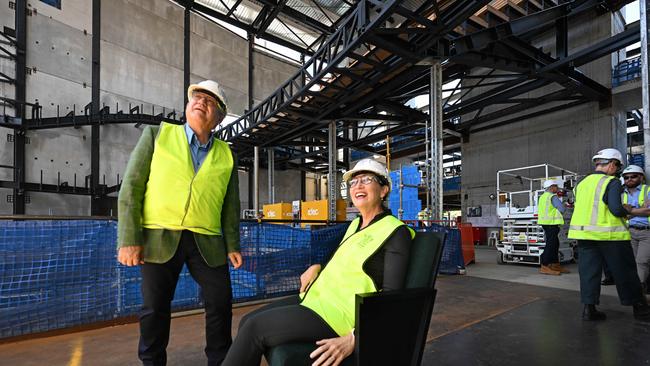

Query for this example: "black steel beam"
[13,0,27,214]
[91,0,101,215]
[470,100,588,133]
[248,32,254,109]
[188,1,312,55]
[256,0,334,35]
[184,2,192,106]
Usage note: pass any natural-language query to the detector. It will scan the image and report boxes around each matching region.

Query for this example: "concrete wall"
[460,12,626,228]
[0,0,300,215]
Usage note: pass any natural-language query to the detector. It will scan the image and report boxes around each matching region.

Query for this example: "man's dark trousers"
[541,225,560,265]
[578,240,644,305]
[138,230,232,366]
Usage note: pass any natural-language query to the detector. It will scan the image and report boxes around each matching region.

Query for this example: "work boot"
[601,277,615,286]
[633,302,650,322]
[540,265,561,275]
[582,305,607,321]
[551,263,570,273]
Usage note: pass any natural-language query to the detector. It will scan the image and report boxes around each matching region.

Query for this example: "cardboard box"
[262,202,294,224]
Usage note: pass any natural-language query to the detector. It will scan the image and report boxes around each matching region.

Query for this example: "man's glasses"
[348,175,377,188]
[624,175,641,180]
[191,92,225,113]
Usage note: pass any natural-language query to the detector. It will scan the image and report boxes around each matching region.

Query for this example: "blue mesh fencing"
[0,220,348,339]
[419,224,464,274]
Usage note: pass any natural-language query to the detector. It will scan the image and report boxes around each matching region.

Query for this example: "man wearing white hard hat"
[568,148,650,322]
[621,164,650,293]
[117,80,243,365]
[537,179,568,275]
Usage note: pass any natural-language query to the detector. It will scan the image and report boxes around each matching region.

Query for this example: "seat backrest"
[405,231,446,289]
[354,230,445,366]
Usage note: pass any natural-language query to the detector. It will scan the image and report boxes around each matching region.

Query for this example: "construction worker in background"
[621,165,650,294]
[568,148,650,322]
[537,179,569,275]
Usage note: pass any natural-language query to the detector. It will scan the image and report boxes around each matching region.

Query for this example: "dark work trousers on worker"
[541,225,560,265]
[139,230,232,366]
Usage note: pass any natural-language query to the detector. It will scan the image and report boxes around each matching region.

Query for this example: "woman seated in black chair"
[222,158,414,366]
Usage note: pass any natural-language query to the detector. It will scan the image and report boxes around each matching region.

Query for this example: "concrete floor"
[1,246,648,366]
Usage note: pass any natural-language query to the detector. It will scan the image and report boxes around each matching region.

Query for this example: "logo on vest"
[356,233,372,248]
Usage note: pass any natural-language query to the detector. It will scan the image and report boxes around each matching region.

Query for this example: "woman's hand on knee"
[309,330,354,366]
[300,264,322,293]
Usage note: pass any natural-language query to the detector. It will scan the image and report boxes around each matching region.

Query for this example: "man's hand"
[228,251,243,269]
[310,331,354,366]
[118,246,144,266]
[300,264,322,293]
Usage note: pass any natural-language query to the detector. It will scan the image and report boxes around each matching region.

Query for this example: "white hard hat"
[543,179,562,189]
[622,165,645,176]
[592,148,623,163]
[187,80,228,114]
[343,158,392,190]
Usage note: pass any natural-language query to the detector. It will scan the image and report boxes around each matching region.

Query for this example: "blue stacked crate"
[388,166,421,221]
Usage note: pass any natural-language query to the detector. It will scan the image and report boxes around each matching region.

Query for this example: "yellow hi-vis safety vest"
[300,215,415,336]
[537,191,564,225]
[622,184,650,225]
[568,174,630,241]
[142,122,233,235]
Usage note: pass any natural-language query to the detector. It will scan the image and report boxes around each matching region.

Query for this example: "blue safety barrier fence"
[419,224,464,274]
[612,56,641,87]
[0,220,349,339]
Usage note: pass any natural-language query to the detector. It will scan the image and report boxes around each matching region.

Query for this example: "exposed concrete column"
[430,62,443,219]
[641,0,650,174]
[254,146,259,216]
[267,148,275,203]
[328,122,337,221]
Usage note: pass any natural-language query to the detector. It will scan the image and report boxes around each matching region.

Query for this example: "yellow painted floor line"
[67,338,83,366]
[427,297,542,343]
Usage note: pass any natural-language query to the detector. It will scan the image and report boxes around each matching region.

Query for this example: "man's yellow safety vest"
[142,122,233,235]
[568,174,630,241]
[537,191,564,225]
[622,184,650,225]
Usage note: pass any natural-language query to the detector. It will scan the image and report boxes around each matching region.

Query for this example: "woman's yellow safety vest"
[300,215,415,336]
[622,184,650,225]
[142,122,233,235]
[537,191,564,225]
[568,174,630,241]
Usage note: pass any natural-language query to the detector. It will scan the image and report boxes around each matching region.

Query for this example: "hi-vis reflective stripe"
[569,225,629,232]
[575,175,628,233]
[590,176,609,227]
[539,194,560,221]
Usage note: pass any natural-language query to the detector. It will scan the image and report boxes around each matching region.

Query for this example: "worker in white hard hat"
[222,158,414,366]
[568,148,650,322]
[621,164,650,294]
[537,179,568,275]
[118,80,242,365]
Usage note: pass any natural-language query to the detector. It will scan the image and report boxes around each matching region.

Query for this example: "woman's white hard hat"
[343,158,392,189]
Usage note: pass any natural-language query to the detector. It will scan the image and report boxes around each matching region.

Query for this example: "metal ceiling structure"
[0,0,638,214]
[216,0,637,174]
